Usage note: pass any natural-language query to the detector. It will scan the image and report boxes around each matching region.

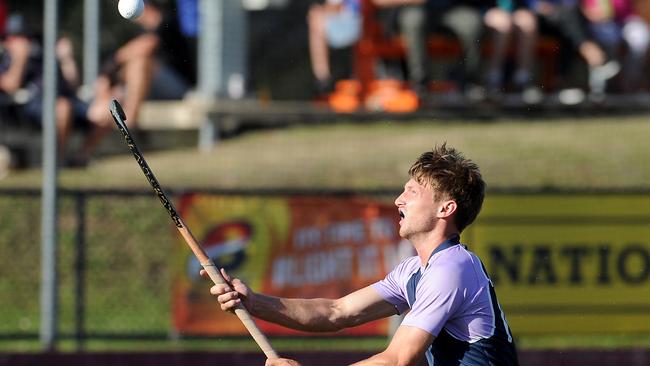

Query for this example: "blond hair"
[408,144,485,232]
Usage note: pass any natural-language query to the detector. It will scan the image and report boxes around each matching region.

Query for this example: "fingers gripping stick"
[200,262,275,355]
[109,99,278,359]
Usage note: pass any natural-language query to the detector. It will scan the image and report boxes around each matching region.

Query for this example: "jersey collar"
[422,234,461,270]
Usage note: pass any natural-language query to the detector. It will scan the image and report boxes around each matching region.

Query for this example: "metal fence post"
[82,0,100,98]
[74,192,87,351]
[40,0,60,351]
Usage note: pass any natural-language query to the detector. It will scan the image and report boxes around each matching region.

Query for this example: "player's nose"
[394,192,405,207]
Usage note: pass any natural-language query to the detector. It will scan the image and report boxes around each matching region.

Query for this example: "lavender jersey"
[372,235,518,365]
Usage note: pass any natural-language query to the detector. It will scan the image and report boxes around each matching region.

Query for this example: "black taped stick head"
[109,99,127,123]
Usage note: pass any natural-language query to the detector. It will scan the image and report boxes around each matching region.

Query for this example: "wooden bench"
[353,0,560,97]
[138,99,348,151]
[138,99,225,152]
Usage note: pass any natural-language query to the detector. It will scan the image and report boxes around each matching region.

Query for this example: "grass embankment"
[1,115,649,190]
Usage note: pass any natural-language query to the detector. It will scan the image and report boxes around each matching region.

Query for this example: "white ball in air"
[118,0,144,20]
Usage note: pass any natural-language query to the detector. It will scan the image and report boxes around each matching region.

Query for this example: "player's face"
[394,178,439,240]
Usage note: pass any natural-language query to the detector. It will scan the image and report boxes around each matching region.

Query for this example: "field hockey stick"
[109,99,278,359]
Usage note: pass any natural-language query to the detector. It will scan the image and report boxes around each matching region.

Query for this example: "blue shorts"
[23,94,90,129]
[325,9,361,48]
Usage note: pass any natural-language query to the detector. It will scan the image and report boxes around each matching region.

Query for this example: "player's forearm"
[348,352,396,366]
[58,56,80,89]
[0,55,28,93]
[247,293,345,332]
[349,350,423,366]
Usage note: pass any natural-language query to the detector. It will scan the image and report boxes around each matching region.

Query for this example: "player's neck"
[412,227,459,266]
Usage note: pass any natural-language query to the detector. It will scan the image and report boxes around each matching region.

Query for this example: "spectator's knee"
[512,9,537,34]
[485,8,513,34]
[307,5,325,26]
[623,17,650,52]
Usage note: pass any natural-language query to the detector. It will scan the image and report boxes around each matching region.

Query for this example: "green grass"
[2,115,649,190]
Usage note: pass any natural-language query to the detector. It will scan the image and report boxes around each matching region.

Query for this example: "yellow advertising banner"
[465,194,650,335]
[172,193,650,337]
[172,194,408,336]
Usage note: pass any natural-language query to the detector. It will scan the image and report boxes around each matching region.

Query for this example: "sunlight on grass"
[2,116,649,191]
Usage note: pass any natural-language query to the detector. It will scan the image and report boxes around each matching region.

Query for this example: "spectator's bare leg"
[122,56,154,126]
[484,8,513,90]
[79,76,119,162]
[579,40,606,67]
[78,124,112,164]
[55,97,73,158]
[307,4,331,86]
[512,9,537,86]
[86,75,117,128]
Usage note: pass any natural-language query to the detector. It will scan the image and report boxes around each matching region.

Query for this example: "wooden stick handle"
[109,99,277,359]
[177,221,279,359]
[201,261,279,359]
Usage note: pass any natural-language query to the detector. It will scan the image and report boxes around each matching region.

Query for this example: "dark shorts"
[23,94,90,129]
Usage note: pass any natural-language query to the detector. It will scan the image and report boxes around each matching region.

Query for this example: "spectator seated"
[351,0,561,110]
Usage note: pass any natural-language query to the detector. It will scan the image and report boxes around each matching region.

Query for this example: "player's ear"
[437,200,457,218]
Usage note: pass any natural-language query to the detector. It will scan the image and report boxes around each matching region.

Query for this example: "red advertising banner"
[172,194,408,336]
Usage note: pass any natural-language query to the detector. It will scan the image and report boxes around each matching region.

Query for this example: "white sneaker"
[521,86,544,105]
[558,88,586,105]
[465,83,487,102]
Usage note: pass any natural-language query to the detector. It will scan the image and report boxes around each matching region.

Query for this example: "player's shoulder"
[390,255,420,276]
[396,255,421,270]
[433,244,474,264]
[429,245,479,277]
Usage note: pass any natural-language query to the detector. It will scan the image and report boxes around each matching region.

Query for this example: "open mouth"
[398,210,405,220]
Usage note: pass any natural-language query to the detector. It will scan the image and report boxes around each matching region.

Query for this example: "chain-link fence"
[0,190,173,343]
[0,191,41,340]
[0,188,395,346]
[2,188,650,352]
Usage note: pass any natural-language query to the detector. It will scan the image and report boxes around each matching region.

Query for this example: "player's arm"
[350,325,434,365]
[247,286,397,332]
[263,326,432,366]
[0,36,30,93]
[205,269,398,332]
